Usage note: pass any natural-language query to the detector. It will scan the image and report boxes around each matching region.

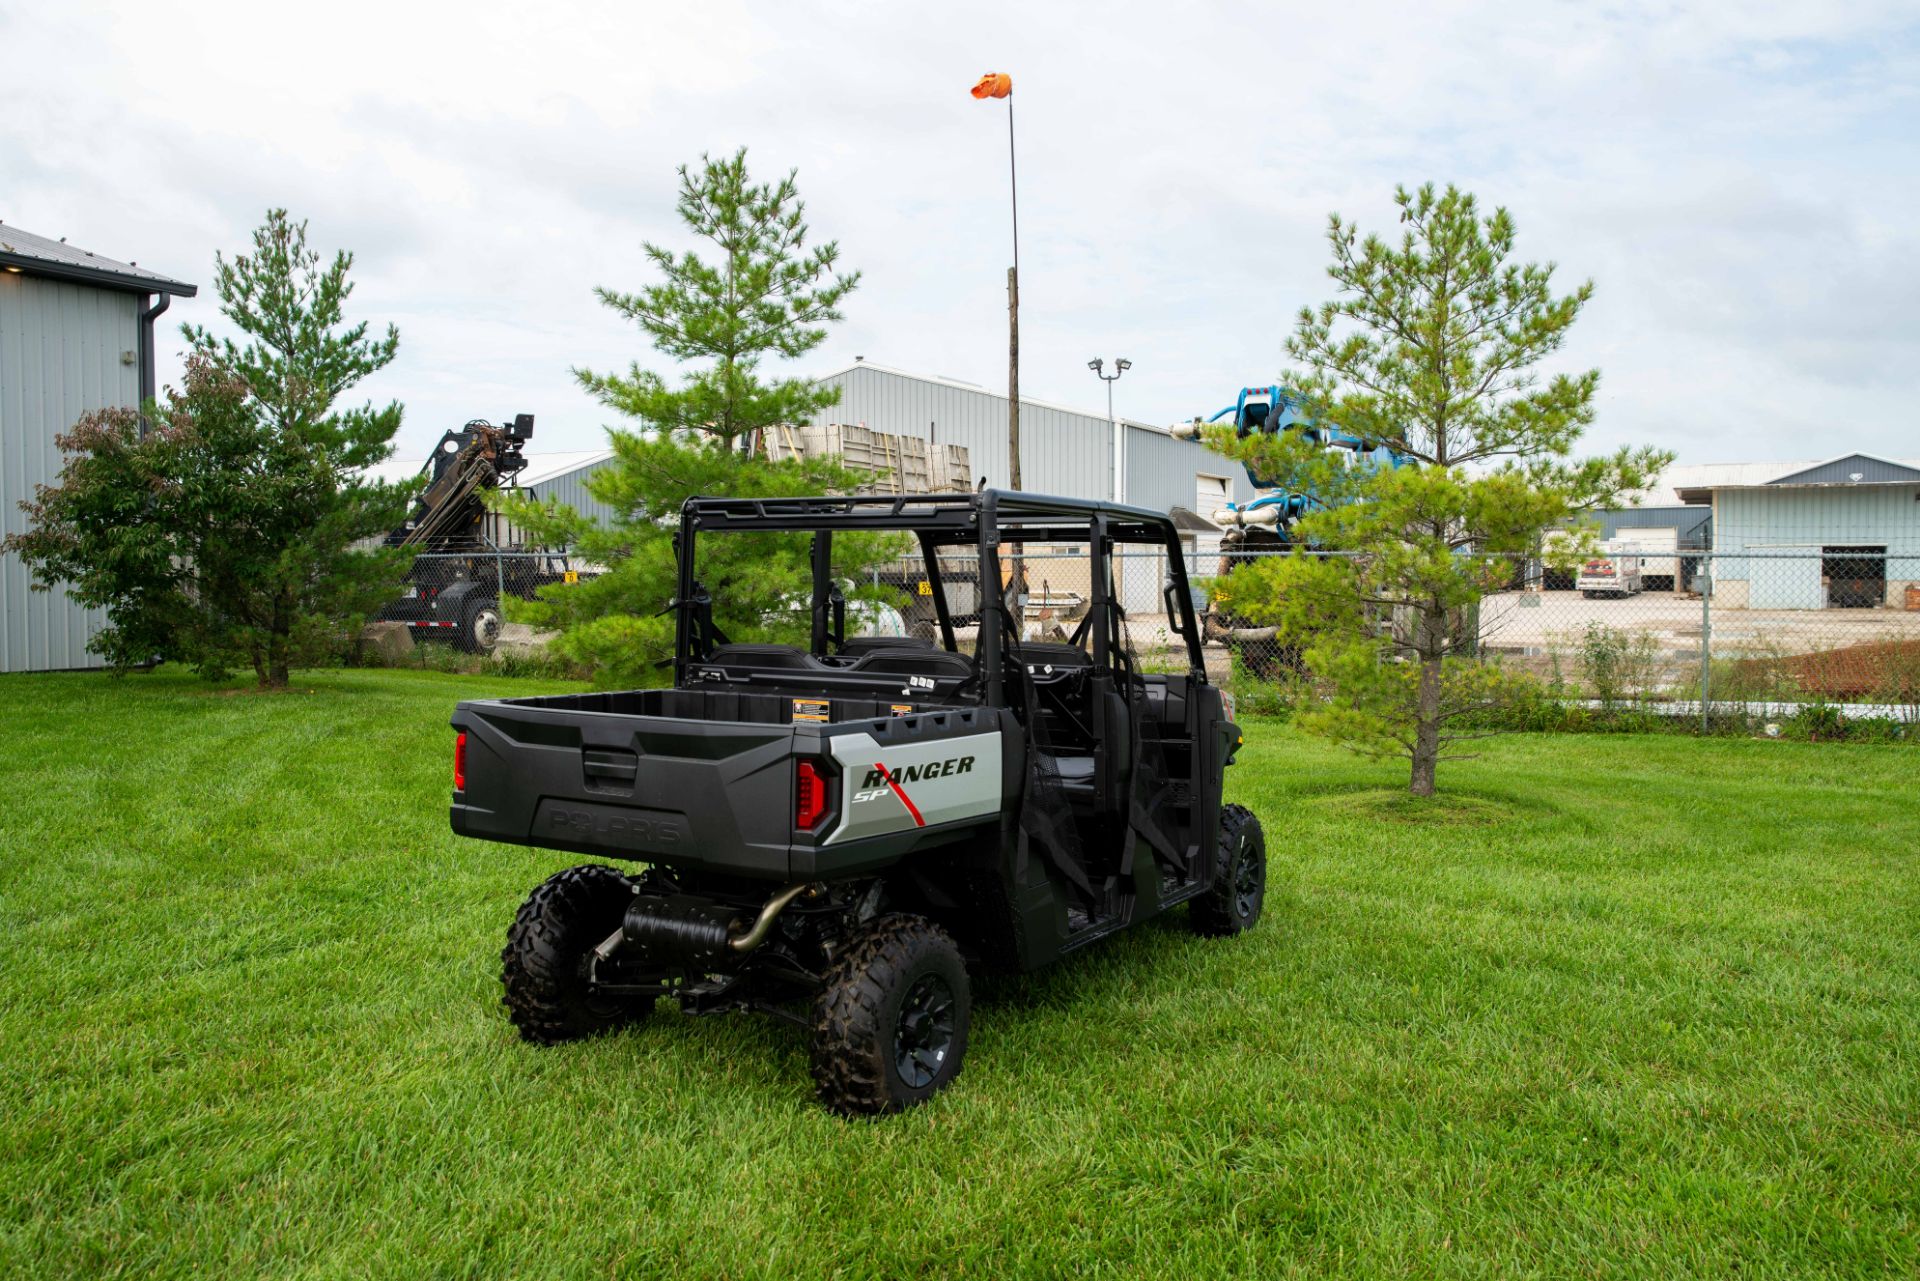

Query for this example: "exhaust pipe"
[728,882,815,953]
[600,881,818,969]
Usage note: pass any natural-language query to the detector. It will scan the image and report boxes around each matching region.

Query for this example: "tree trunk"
[1409,609,1444,796]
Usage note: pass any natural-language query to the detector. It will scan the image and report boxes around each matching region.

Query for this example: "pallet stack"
[761,423,971,495]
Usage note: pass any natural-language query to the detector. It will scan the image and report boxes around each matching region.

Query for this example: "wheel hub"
[1233,837,1262,919]
[894,972,956,1088]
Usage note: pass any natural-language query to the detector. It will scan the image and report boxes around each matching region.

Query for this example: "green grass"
[1,668,1915,1279]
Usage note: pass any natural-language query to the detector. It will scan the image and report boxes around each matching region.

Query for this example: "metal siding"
[0,274,140,672]
[525,464,621,529]
[1770,455,1920,486]
[814,365,1253,508]
[1596,504,1713,547]
[1712,486,1920,588]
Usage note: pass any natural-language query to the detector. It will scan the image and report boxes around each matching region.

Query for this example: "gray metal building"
[807,361,1255,517]
[1,224,196,673]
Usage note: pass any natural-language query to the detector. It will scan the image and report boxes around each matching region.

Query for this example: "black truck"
[378,414,576,653]
[449,490,1267,1114]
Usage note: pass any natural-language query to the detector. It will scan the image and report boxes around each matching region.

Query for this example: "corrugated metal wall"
[0,275,140,673]
[812,365,1254,509]
[1711,485,1920,589]
[523,465,621,531]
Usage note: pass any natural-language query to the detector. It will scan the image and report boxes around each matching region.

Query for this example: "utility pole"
[1089,357,1131,503]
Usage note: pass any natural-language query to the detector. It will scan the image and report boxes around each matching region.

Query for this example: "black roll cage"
[669,489,1208,705]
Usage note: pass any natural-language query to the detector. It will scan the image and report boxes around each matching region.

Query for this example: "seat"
[848,648,976,682]
[701,643,827,673]
[839,635,937,656]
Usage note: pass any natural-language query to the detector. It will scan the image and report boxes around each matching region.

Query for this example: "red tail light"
[454,732,467,791]
[795,759,828,830]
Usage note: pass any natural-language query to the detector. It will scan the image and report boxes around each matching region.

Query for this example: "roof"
[0,222,197,296]
[813,359,1170,434]
[1659,453,1920,504]
[682,489,1179,537]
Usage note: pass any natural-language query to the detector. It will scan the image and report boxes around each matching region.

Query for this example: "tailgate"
[450,697,799,876]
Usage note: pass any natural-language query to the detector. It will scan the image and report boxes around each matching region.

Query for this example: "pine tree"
[500,148,883,686]
[1213,185,1671,795]
[574,147,860,446]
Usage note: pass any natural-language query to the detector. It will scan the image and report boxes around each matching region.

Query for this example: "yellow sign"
[791,698,831,723]
[917,580,933,596]
[563,570,579,584]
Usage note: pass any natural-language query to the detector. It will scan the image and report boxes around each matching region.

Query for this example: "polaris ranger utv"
[449,490,1267,1114]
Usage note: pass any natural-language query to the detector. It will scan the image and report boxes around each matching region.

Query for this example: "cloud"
[2,0,1914,464]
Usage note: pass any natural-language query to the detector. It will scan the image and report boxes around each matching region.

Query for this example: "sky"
[4,1,1917,466]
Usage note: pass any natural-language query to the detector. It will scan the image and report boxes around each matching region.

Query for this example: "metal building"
[807,361,1255,518]
[1571,455,1920,607]
[1677,454,1920,610]
[1,224,196,673]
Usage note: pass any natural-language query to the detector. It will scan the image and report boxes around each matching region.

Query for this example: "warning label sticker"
[889,704,915,717]
[791,698,831,723]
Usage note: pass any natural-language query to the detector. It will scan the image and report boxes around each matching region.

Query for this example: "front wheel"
[811,914,971,1116]
[1191,803,1266,937]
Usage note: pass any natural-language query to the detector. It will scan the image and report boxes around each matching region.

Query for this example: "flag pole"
[1005,86,1020,491]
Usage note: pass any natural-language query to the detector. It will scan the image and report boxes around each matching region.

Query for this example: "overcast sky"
[5,1,1917,466]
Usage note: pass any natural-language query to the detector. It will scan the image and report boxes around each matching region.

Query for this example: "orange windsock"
[970,72,1012,100]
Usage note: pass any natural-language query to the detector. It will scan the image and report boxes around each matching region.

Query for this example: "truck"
[448,490,1267,1115]
[1577,552,1645,598]
[377,414,580,653]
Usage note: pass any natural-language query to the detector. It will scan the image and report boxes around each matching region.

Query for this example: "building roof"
[813,359,1170,434]
[0,221,197,296]
[1659,453,1920,504]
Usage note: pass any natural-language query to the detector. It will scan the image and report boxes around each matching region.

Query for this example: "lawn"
[1,668,1914,1279]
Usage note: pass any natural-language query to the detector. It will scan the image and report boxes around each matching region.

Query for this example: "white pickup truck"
[1577,554,1645,598]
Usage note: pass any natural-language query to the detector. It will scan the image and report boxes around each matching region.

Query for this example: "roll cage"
[670,489,1208,706]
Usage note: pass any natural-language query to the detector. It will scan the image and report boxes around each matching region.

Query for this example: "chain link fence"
[859,545,1920,729]
[372,541,1920,730]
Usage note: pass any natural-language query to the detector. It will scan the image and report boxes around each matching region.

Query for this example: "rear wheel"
[501,864,652,1044]
[810,914,970,1116]
[1191,804,1266,937]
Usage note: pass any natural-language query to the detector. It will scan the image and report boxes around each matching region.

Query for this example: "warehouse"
[1564,455,1920,608]
[394,362,1257,544]
[807,360,1256,520]
[1682,454,1920,611]
[0,224,197,673]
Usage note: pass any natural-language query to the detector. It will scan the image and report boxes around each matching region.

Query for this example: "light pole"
[1088,357,1131,503]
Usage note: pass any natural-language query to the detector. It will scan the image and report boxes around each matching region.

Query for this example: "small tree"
[574,147,860,447]
[6,211,411,688]
[1213,184,1670,795]
[5,359,410,685]
[502,148,881,686]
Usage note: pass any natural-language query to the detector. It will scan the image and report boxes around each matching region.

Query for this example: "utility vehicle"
[449,490,1267,1115]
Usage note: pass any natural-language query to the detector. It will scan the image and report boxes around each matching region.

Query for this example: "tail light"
[795,759,829,831]
[454,732,467,791]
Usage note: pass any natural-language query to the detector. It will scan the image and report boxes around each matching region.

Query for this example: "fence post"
[1699,556,1712,733]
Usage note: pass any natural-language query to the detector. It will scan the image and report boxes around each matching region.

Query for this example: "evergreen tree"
[501,148,882,687]
[574,147,860,446]
[1212,185,1670,795]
